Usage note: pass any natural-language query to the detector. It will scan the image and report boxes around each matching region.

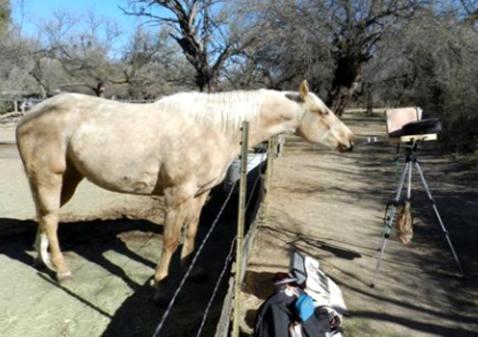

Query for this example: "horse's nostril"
[337,142,353,153]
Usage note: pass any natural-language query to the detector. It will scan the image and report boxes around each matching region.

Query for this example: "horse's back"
[14,92,240,197]
[16,93,147,149]
[16,94,154,190]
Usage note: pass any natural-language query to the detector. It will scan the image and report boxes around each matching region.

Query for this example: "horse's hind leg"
[34,163,83,271]
[17,121,72,280]
[31,170,72,281]
[60,162,83,206]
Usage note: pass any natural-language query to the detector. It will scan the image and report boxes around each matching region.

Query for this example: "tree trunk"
[327,55,363,116]
[195,65,215,93]
[38,85,48,99]
[94,81,105,97]
[366,82,374,115]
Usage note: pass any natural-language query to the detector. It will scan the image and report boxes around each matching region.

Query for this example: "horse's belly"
[77,158,159,194]
[96,168,158,194]
[69,130,160,195]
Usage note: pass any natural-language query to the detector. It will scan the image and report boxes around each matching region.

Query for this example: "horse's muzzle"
[337,142,354,152]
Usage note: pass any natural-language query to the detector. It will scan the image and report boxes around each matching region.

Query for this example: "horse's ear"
[299,80,310,99]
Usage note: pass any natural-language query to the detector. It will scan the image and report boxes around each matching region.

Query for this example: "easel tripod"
[370,141,465,287]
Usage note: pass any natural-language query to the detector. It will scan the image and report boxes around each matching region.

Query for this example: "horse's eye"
[314,109,328,116]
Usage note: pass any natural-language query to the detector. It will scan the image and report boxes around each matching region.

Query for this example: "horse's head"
[292,80,354,152]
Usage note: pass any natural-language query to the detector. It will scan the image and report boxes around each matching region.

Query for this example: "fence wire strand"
[194,236,237,337]
[194,149,267,336]
[194,148,267,337]
[152,140,270,337]
[152,180,238,337]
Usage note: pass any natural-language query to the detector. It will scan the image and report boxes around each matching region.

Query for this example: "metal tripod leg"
[406,160,413,201]
[414,161,465,276]
[370,161,411,287]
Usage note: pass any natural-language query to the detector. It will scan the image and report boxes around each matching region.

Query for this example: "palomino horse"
[16,80,353,286]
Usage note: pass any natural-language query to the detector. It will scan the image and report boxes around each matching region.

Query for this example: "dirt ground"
[240,112,478,336]
[0,123,261,337]
[1,112,477,337]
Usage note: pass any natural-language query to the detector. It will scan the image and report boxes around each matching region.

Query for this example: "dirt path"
[240,112,478,336]
[1,114,477,337]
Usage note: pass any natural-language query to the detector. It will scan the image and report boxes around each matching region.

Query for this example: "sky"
[10,0,156,47]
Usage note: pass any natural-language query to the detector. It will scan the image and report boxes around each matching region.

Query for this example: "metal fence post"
[232,121,249,337]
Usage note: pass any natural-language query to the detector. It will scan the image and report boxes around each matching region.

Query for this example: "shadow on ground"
[0,166,264,337]
[338,117,478,336]
[0,218,162,287]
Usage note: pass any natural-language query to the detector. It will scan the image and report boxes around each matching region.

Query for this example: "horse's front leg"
[151,200,190,287]
[180,191,210,267]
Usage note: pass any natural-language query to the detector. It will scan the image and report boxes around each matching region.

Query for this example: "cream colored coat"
[16,81,353,286]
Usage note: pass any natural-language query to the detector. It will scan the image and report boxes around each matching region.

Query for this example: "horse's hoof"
[151,280,171,306]
[149,276,165,289]
[57,270,72,282]
[149,278,158,288]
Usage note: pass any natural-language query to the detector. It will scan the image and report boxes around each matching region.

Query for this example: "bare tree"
[359,4,478,152]
[314,0,425,115]
[112,27,194,98]
[0,0,9,35]
[460,0,478,26]
[225,0,329,92]
[39,11,122,96]
[233,0,425,115]
[3,7,192,100]
[123,0,257,92]
[29,48,53,98]
[0,28,37,99]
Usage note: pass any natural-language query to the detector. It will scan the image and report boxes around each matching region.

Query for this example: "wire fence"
[150,135,272,337]
[214,141,272,337]
[151,180,238,337]
[194,236,237,337]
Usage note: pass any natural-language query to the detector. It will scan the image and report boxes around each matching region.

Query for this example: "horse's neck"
[218,90,301,159]
[247,91,302,146]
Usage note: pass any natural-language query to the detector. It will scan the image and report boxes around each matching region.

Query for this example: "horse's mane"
[155,90,267,132]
